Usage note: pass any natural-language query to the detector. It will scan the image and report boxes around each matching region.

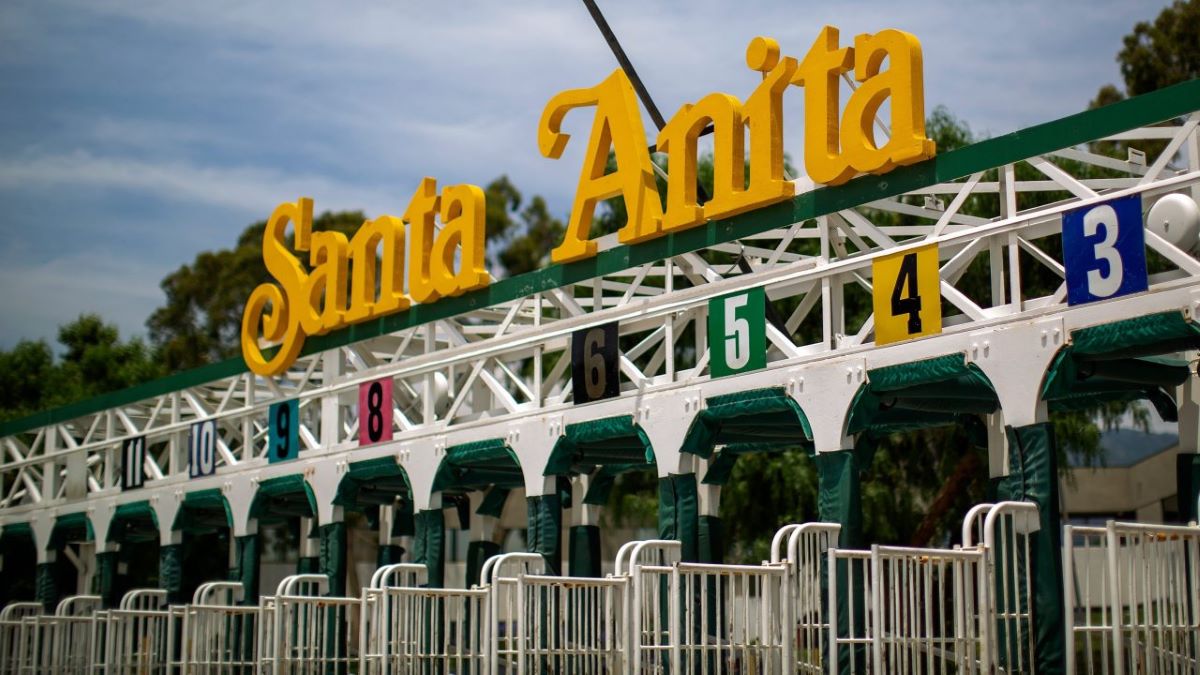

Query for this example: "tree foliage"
[1093,0,1200,106]
[0,315,161,422]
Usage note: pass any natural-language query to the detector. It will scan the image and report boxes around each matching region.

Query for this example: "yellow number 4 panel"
[872,243,942,345]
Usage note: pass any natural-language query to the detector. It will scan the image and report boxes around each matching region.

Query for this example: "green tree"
[147,210,366,370]
[0,315,161,423]
[1092,0,1200,106]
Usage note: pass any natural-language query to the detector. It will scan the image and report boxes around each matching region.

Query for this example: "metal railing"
[359,562,487,675]
[90,589,176,675]
[173,581,259,674]
[0,602,41,675]
[773,522,841,673]
[966,500,1039,673]
[6,595,100,675]
[257,574,360,675]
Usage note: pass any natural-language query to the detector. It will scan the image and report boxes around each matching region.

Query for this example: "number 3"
[1084,204,1123,298]
[723,295,750,370]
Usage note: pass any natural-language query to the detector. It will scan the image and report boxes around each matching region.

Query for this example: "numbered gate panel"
[872,243,942,346]
[268,399,300,463]
[121,436,146,490]
[572,322,620,404]
[359,377,394,446]
[708,288,766,377]
[188,420,217,478]
[1062,193,1148,305]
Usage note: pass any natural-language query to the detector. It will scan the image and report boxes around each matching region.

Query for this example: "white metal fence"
[173,581,260,674]
[359,562,487,675]
[772,522,841,674]
[1065,520,1200,675]
[90,589,176,675]
[5,594,100,675]
[257,574,360,675]
[5,509,1195,675]
[0,602,41,675]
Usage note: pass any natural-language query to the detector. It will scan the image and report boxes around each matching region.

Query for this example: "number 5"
[724,295,750,370]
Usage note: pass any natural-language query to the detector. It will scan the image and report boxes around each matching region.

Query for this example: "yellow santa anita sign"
[241,25,936,376]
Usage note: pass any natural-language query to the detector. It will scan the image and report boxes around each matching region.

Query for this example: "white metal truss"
[1,100,1199,535]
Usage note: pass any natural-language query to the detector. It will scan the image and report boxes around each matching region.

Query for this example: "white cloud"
[0,150,399,216]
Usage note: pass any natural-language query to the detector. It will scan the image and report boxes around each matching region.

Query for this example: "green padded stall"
[159,544,183,604]
[230,534,260,604]
[658,474,699,562]
[433,439,524,493]
[544,416,655,573]
[997,422,1064,675]
[317,522,347,597]
[413,509,445,588]
[568,525,602,577]
[334,457,413,511]
[96,551,119,608]
[544,416,654,475]
[251,474,316,523]
[680,388,812,460]
[36,562,56,612]
[1179,453,1200,522]
[527,494,563,574]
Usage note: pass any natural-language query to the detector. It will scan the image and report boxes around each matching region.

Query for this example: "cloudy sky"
[0,0,1169,350]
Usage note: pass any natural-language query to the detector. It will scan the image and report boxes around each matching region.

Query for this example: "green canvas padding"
[252,474,316,521]
[1,521,32,539]
[394,499,415,537]
[477,486,510,518]
[867,353,972,391]
[433,439,523,492]
[997,422,1065,674]
[336,457,412,510]
[698,515,724,564]
[702,442,794,485]
[526,495,563,575]
[318,522,347,597]
[568,525,602,578]
[159,543,184,604]
[818,449,866,673]
[376,544,403,568]
[1178,454,1200,523]
[846,356,998,435]
[466,540,501,588]
[230,534,260,604]
[582,466,641,505]
[1069,311,1200,358]
[413,509,445,588]
[658,475,699,562]
[176,489,232,532]
[680,388,812,460]
[544,416,655,476]
[35,561,57,612]
[297,557,319,574]
[50,512,93,549]
[95,551,118,608]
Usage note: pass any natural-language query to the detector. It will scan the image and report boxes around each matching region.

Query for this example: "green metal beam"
[2,79,1198,439]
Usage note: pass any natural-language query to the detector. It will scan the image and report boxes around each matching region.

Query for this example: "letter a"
[840,29,936,174]
[538,69,663,263]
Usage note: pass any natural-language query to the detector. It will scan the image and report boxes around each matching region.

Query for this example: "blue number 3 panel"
[1062,193,1148,306]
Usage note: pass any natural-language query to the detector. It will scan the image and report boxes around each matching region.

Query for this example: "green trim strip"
[2,80,1199,439]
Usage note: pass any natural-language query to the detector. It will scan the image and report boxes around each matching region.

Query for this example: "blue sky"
[0,0,1170,350]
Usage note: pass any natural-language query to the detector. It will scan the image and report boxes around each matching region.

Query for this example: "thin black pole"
[579,0,710,199]
[581,0,667,131]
